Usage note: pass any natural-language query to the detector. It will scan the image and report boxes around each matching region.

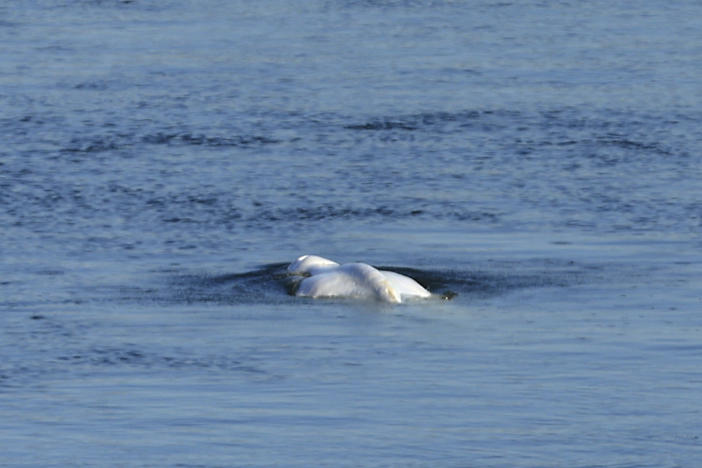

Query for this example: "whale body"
[287,255,431,303]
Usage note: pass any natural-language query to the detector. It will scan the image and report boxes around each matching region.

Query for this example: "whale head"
[287,255,339,275]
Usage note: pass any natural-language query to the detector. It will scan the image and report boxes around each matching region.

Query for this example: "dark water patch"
[338,0,457,11]
[537,108,689,158]
[383,261,585,299]
[163,216,197,224]
[159,263,291,305]
[54,131,280,155]
[645,343,702,356]
[252,204,500,226]
[346,120,418,131]
[345,109,495,133]
[74,80,111,91]
[0,19,21,28]
[0,346,268,390]
[447,210,500,223]
[257,205,397,222]
[142,132,279,148]
[61,137,121,154]
[597,135,673,156]
[342,107,697,167]
[155,260,589,306]
[55,346,266,374]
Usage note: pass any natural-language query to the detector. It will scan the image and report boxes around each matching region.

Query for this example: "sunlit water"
[2,1,702,466]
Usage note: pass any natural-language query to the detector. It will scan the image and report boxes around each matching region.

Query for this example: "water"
[2,1,701,466]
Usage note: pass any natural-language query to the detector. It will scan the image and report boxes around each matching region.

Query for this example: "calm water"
[2,1,702,466]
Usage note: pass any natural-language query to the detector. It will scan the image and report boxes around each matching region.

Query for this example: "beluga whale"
[286,255,432,304]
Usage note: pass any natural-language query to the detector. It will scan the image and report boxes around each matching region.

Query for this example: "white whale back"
[295,262,401,303]
[288,255,430,303]
[287,255,339,275]
[378,270,432,299]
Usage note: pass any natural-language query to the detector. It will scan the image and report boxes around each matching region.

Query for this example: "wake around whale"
[287,255,432,303]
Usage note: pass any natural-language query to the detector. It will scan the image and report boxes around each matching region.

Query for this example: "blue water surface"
[1,1,701,466]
